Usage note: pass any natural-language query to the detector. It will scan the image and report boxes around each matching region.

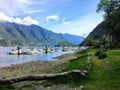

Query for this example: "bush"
[98,52,107,59]
[103,49,107,52]
[95,50,101,56]
[95,50,107,59]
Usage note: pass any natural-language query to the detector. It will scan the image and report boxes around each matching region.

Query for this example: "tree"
[97,0,120,16]
[97,0,120,48]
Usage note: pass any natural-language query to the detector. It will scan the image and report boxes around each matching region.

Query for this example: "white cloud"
[0,0,29,16]
[16,0,32,4]
[0,0,44,16]
[62,18,70,24]
[46,12,103,36]
[0,12,39,25]
[46,15,60,22]
[27,10,44,14]
[23,16,39,25]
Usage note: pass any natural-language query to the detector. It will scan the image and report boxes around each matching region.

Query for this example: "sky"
[0,0,103,37]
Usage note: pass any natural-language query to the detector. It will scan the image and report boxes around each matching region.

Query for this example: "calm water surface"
[0,47,72,67]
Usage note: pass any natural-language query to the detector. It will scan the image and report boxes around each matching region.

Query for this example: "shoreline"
[0,52,78,79]
[0,46,76,67]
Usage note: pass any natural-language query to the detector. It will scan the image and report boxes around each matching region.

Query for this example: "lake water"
[0,47,73,67]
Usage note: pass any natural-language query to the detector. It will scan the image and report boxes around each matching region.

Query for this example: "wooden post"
[63,46,64,51]
[73,45,75,51]
[45,46,48,54]
[17,47,20,55]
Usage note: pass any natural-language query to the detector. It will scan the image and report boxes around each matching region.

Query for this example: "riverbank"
[40,49,120,90]
[0,47,77,67]
[1,49,119,90]
[0,52,77,79]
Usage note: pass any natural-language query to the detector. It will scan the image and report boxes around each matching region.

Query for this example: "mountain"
[0,21,84,46]
[80,22,106,47]
[55,41,75,47]
[58,33,84,44]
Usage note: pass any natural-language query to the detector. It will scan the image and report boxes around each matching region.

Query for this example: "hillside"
[58,33,84,44]
[0,21,84,46]
[55,41,74,46]
[80,22,106,47]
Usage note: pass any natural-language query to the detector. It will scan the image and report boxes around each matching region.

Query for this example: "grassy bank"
[41,49,120,89]
[61,50,88,72]
[0,50,88,89]
[82,49,120,90]
[41,49,88,87]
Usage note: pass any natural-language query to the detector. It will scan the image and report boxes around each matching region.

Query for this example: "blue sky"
[0,0,103,37]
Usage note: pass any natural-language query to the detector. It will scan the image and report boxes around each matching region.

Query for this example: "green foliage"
[95,50,102,56]
[95,50,107,59]
[97,0,111,15]
[97,0,120,48]
[82,0,120,48]
[81,37,100,47]
[103,7,120,48]
[98,52,107,59]
[97,0,120,16]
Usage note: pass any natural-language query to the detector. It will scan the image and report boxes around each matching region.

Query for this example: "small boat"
[23,49,41,55]
[8,49,23,55]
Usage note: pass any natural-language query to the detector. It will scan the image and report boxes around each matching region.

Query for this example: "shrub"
[98,52,107,59]
[95,50,101,56]
[103,49,107,52]
[95,50,107,59]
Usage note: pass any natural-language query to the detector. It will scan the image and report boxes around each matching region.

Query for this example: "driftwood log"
[0,70,86,85]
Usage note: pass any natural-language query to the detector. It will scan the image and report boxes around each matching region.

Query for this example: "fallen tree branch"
[0,70,86,85]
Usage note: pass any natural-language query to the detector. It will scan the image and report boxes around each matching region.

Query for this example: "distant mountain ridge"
[58,33,84,44]
[0,21,84,46]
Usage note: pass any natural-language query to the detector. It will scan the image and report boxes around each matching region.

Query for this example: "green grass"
[42,74,86,87]
[0,84,15,90]
[43,49,120,89]
[81,49,120,90]
[61,55,87,72]
[42,49,88,87]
